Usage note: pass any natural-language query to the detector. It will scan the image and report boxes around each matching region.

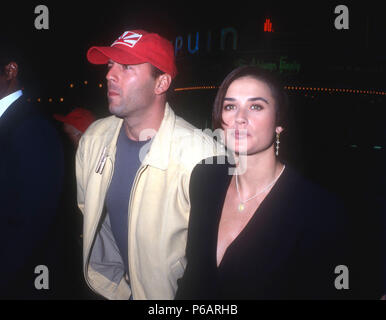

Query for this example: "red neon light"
[264,19,273,32]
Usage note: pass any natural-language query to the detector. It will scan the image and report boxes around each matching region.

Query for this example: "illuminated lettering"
[174,36,183,56]
[175,27,238,56]
[188,32,199,54]
[234,56,300,74]
[220,27,238,50]
[279,56,301,73]
[264,18,273,32]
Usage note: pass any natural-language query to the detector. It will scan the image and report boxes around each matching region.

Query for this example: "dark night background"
[1,0,385,299]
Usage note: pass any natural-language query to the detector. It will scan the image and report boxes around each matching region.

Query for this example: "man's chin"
[108,104,125,118]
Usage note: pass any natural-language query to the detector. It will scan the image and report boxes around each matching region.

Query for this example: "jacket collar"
[141,103,175,170]
[107,103,175,171]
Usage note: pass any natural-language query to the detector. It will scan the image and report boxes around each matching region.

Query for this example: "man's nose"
[106,65,117,82]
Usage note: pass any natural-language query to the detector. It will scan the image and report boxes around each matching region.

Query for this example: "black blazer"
[176,157,353,299]
[0,95,64,298]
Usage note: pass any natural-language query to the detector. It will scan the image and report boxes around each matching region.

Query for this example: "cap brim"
[87,46,146,65]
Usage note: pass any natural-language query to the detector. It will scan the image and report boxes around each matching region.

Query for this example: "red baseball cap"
[53,108,96,133]
[87,30,177,79]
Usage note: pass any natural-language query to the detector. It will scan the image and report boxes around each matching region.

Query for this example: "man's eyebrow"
[223,97,269,104]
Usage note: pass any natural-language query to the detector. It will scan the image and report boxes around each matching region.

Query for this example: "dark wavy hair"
[212,66,289,130]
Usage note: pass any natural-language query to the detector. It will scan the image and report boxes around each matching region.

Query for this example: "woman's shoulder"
[191,156,234,178]
[281,165,347,225]
[189,156,233,197]
[283,165,342,202]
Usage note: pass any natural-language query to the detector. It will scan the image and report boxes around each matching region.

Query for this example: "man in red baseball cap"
[76,30,222,300]
[86,30,177,137]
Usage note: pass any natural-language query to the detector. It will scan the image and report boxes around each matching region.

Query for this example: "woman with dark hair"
[175,66,352,299]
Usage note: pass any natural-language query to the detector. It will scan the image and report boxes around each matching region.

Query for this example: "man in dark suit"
[0,45,64,299]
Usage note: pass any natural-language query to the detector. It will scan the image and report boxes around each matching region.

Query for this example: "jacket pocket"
[171,258,186,291]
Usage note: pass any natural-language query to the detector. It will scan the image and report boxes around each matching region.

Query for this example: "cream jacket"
[76,104,224,300]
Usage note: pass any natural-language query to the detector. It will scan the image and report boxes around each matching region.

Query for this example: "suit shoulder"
[13,105,58,137]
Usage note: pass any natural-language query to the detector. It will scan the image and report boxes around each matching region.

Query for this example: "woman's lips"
[233,129,248,139]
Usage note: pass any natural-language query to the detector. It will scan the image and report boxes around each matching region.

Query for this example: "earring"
[275,132,280,156]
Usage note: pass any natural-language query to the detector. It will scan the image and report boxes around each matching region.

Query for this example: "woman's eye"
[251,105,263,110]
[224,104,235,110]
[123,65,132,70]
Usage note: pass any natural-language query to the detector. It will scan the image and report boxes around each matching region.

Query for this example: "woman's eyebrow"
[224,97,269,104]
[247,97,269,104]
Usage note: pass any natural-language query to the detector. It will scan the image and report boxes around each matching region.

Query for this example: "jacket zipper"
[84,155,115,296]
[127,164,147,299]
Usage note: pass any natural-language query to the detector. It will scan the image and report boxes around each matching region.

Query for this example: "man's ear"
[5,62,18,80]
[154,73,171,95]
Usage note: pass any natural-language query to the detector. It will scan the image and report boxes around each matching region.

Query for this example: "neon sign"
[264,19,273,32]
[235,56,301,74]
[174,27,238,56]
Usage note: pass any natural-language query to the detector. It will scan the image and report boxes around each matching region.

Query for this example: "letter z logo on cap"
[111,31,143,48]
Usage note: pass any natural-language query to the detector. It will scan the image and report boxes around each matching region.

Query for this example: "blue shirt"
[105,125,149,274]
